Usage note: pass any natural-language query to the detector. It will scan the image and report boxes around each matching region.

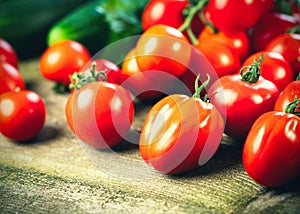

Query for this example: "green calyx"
[69,61,107,91]
[240,54,264,83]
[192,74,210,102]
[285,96,300,117]
[296,72,300,81]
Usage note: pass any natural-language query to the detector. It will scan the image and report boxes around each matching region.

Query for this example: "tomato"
[0,62,25,95]
[142,0,204,40]
[0,90,46,142]
[243,111,300,187]
[39,40,91,86]
[207,0,274,33]
[194,40,240,77]
[135,24,191,80]
[0,38,18,68]
[208,55,280,140]
[252,13,298,51]
[274,77,300,112]
[265,33,300,76]
[139,82,225,174]
[198,26,250,61]
[242,51,294,91]
[119,48,167,100]
[66,63,134,149]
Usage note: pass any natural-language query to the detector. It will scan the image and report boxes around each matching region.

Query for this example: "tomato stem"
[285,95,300,116]
[69,61,107,90]
[296,72,300,80]
[178,0,208,45]
[240,54,264,83]
[192,74,210,102]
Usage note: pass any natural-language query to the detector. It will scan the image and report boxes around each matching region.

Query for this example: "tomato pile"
[1,0,300,188]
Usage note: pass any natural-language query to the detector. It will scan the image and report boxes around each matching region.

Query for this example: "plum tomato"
[0,62,25,95]
[39,40,91,86]
[0,90,46,142]
[0,38,18,68]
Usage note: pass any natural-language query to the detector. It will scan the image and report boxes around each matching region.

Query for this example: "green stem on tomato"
[178,0,208,45]
[192,74,210,102]
[285,96,300,117]
[240,54,264,83]
[296,72,300,81]
[69,61,107,91]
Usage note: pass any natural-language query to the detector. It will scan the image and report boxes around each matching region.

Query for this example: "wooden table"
[0,59,299,213]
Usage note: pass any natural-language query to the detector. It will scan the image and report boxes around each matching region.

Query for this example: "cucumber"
[47,0,109,55]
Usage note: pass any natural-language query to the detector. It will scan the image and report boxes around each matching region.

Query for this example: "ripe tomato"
[39,40,91,86]
[265,33,300,76]
[274,77,300,112]
[0,38,18,68]
[135,24,191,80]
[251,13,298,51]
[66,64,134,149]
[0,90,46,142]
[0,62,25,95]
[208,55,280,140]
[139,78,225,174]
[207,0,274,33]
[242,51,294,91]
[198,26,250,61]
[194,40,240,77]
[243,111,300,187]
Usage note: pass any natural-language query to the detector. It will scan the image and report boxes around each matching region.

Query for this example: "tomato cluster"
[3,0,300,189]
[0,38,46,142]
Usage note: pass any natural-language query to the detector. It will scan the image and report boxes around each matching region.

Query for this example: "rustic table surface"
[0,59,299,214]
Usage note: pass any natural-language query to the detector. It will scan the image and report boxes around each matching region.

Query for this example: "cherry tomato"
[39,40,91,86]
[139,90,225,174]
[0,38,18,68]
[242,51,294,91]
[0,62,25,95]
[207,0,274,33]
[251,13,298,51]
[243,111,300,187]
[208,56,280,140]
[66,71,134,149]
[198,26,250,61]
[274,77,300,112]
[265,33,300,76]
[0,90,46,142]
[135,24,191,80]
[194,40,240,77]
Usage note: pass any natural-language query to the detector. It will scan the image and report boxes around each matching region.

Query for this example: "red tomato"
[265,33,300,76]
[252,13,298,51]
[0,38,18,68]
[243,111,300,187]
[139,92,225,174]
[198,26,250,61]
[67,81,134,149]
[135,24,191,80]
[207,0,274,33]
[39,40,91,86]
[0,90,46,142]
[0,62,25,95]
[242,51,294,91]
[274,78,300,112]
[208,56,280,140]
[195,40,240,77]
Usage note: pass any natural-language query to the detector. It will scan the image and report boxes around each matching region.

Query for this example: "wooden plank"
[0,59,299,213]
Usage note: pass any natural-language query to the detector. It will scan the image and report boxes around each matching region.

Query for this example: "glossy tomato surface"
[0,62,25,95]
[39,40,91,86]
[139,94,224,174]
[208,74,280,140]
[0,38,18,68]
[69,81,134,149]
[243,111,300,187]
[0,90,46,142]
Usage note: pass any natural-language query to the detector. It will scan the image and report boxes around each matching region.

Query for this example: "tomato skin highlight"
[69,81,134,149]
[0,62,25,95]
[208,74,280,140]
[0,90,46,142]
[139,94,224,174]
[243,111,300,187]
